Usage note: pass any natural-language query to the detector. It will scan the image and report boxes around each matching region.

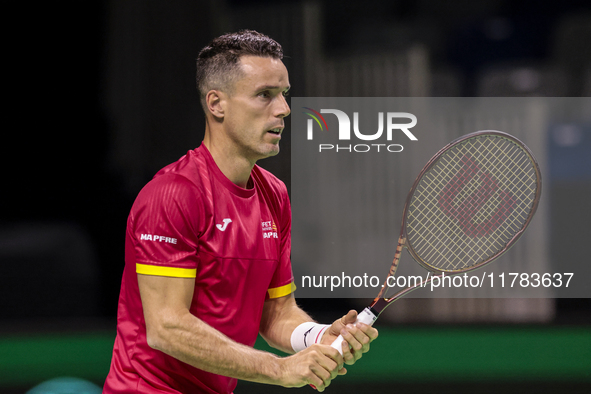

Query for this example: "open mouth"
[267,128,282,135]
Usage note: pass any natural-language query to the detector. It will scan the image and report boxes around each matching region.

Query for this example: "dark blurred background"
[2,0,590,392]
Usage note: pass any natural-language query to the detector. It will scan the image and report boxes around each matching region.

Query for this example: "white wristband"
[290,322,330,353]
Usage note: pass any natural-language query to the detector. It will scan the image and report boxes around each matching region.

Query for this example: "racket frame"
[369,130,542,317]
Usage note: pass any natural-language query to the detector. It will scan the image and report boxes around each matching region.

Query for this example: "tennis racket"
[331,130,542,354]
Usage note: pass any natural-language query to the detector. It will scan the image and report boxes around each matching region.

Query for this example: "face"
[220,55,291,163]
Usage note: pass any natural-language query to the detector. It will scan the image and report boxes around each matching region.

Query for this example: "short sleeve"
[127,174,205,278]
[266,183,296,298]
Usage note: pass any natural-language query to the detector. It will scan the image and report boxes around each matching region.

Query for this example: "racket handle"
[330,307,377,355]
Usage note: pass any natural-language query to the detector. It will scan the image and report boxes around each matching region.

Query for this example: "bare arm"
[138,274,344,391]
[259,294,313,354]
[260,295,379,365]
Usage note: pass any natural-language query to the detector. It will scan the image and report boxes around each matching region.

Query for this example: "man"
[104,30,378,394]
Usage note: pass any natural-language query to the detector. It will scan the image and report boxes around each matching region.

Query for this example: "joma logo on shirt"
[262,221,278,239]
[140,234,178,244]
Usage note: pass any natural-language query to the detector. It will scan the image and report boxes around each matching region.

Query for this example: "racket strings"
[406,135,539,272]
[440,141,533,233]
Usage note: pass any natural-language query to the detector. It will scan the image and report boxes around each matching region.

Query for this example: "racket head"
[401,130,542,274]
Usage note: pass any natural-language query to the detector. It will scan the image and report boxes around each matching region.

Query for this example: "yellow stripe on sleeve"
[136,263,197,278]
[267,282,296,299]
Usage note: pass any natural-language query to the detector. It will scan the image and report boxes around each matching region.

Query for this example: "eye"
[258,90,270,99]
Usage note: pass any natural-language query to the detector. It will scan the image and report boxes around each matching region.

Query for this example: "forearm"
[259,295,316,354]
[149,309,282,385]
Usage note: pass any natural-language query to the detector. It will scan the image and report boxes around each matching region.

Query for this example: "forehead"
[235,55,290,91]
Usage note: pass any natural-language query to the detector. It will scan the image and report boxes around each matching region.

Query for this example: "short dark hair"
[196,30,283,110]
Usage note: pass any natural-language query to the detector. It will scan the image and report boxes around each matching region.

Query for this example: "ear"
[205,90,225,119]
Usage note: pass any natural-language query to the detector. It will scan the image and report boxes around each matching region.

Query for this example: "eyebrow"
[256,84,291,92]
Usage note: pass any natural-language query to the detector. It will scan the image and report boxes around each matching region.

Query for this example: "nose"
[275,94,291,118]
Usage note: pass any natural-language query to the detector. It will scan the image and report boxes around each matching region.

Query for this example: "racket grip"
[330,307,377,355]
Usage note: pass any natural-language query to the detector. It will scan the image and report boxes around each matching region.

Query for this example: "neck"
[203,124,255,189]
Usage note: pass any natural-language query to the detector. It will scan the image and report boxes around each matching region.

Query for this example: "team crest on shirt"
[261,220,278,239]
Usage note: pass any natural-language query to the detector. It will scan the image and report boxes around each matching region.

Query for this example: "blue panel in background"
[548,123,591,181]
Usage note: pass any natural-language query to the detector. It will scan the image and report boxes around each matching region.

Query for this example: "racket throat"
[369,297,390,317]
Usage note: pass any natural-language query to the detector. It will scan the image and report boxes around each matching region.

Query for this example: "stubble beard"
[229,128,280,164]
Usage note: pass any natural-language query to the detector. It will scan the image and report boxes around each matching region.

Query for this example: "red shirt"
[104,144,294,393]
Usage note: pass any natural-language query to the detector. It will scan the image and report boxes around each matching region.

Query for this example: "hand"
[277,344,346,392]
[321,310,379,365]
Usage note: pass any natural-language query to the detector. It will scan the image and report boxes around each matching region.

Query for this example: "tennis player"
[103,30,378,394]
